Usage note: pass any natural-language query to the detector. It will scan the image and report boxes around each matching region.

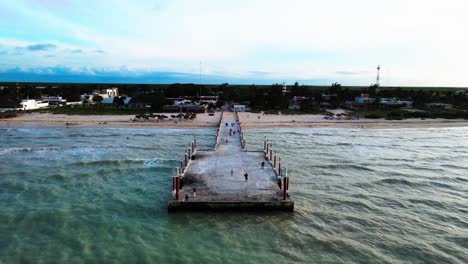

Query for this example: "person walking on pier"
[261,161,265,170]
[244,172,248,182]
[193,187,196,198]
[231,169,234,177]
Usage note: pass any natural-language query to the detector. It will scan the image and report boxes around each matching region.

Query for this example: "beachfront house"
[233,105,246,112]
[343,94,376,110]
[80,87,119,103]
[380,98,413,109]
[19,99,49,110]
[199,96,219,106]
[355,93,375,104]
[288,96,307,110]
[102,96,131,105]
[425,103,453,109]
[41,95,67,106]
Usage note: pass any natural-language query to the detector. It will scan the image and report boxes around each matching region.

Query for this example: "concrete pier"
[168,112,294,211]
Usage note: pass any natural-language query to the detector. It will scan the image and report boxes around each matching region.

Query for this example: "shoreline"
[0,112,467,129]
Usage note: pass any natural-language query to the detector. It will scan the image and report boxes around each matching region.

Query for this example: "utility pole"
[376,65,381,85]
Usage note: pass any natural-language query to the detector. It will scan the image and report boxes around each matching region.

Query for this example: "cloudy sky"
[0,0,467,86]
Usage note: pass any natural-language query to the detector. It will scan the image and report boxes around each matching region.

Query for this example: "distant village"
[1,82,467,119]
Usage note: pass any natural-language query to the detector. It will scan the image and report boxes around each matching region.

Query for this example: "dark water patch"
[0,146,67,154]
[427,181,456,190]
[336,142,353,146]
[377,178,420,187]
[407,198,448,210]
[441,164,468,170]
[375,157,416,163]
[446,236,468,252]
[455,177,468,183]
[313,164,375,172]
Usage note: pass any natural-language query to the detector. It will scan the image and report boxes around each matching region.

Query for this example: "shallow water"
[1,126,467,263]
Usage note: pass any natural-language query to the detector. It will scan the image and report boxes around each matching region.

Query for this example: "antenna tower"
[376,65,381,85]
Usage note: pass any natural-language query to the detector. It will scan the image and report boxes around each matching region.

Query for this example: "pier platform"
[168,112,294,211]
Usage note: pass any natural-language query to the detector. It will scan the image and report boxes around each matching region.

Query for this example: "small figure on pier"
[244,172,248,182]
[184,193,189,201]
[225,122,228,126]
[225,138,229,143]
[193,187,196,198]
[261,161,265,170]
[231,122,234,127]
[231,169,234,176]
[229,128,232,135]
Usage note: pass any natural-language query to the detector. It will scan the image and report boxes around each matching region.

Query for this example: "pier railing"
[215,111,224,150]
[172,136,198,200]
[263,136,290,200]
[236,111,290,200]
[234,111,246,150]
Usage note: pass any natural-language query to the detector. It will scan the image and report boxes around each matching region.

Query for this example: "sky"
[0,0,468,86]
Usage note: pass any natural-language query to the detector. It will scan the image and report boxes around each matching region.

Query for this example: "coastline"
[1,112,467,129]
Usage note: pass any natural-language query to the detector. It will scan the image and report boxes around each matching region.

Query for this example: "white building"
[233,105,246,112]
[41,96,67,106]
[175,99,193,106]
[102,97,131,104]
[20,99,49,110]
[104,88,119,98]
[81,87,119,103]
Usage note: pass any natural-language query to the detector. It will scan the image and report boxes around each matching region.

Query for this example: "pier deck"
[168,112,294,211]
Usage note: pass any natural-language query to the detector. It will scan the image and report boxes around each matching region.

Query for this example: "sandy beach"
[1,112,468,129]
[0,112,222,128]
[237,112,468,129]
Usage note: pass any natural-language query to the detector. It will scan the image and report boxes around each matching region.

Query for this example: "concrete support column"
[175,176,180,200]
[283,177,287,200]
[274,152,277,168]
[278,158,282,176]
[184,152,188,167]
[269,149,273,161]
[264,138,267,151]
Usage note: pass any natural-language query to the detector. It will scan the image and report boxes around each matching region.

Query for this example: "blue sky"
[0,0,467,86]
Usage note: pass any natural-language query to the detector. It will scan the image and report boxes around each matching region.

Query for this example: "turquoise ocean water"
[1,126,467,263]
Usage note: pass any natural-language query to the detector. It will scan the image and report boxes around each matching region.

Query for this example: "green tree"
[329,82,342,94]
